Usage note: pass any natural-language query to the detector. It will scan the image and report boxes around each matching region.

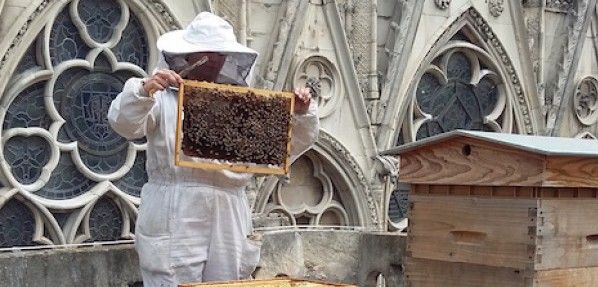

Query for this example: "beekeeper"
[108,12,319,286]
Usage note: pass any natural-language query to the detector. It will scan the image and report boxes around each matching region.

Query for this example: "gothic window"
[415,50,501,139]
[0,0,153,247]
[263,153,352,227]
[390,22,522,225]
[398,27,514,144]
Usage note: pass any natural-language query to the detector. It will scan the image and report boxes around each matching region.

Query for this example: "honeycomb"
[182,85,292,166]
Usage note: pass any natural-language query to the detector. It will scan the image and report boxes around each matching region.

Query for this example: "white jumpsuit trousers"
[108,78,319,286]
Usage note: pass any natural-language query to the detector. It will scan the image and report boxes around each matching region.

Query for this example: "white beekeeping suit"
[108,12,319,286]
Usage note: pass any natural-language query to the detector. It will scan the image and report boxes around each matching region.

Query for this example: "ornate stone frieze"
[546,0,573,12]
[0,0,51,71]
[468,9,532,134]
[145,0,181,30]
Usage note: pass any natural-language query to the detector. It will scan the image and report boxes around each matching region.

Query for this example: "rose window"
[410,46,511,141]
[0,0,152,247]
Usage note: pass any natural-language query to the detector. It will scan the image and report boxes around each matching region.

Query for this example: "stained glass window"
[49,9,90,65]
[4,136,51,185]
[15,41,39,74]
[0,200,35,247]
[414,51,500,140]
[114,152,148,197]
[77,0,122,43]
[114,14,149,70]
[35,154,96,200]
[388,188,409,222]
[88,198,123,242]
[1,0,150,247]
[3,82,52,130]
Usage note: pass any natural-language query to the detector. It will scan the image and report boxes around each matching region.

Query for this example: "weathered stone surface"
[0,244,140,287]
[0,231,405,286]
[255,230,406,287]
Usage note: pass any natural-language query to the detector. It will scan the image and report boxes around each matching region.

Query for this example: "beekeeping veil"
[156,12,258,86]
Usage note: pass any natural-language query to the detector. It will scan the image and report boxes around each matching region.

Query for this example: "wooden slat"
[175,159,287,175]
[545,157,598,188]
[408,195,537,269]
[399,138,546,186]
[406,257,598,287]
[535,199,598,270]
[534,267,598,287]
[412,186,598,199]
[405,257,529,287]
[175,80,295,175]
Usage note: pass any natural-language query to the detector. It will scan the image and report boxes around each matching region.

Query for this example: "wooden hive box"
[382,130,598,287]
[176,80,295,175]
[178,278,356,287]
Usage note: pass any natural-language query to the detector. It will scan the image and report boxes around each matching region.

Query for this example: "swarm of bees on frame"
[182,86,292,166]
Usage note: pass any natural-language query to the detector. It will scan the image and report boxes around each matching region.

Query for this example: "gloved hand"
[293,87,312,114]
[142,69,183,96]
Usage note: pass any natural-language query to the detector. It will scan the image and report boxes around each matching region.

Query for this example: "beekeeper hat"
[157,12,258,56]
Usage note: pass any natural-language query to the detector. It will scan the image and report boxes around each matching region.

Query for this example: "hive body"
[383,131,598,287]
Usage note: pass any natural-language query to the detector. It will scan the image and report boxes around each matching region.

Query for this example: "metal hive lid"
[382,130,598,158]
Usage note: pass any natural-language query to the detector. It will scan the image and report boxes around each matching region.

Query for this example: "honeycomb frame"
[175,80,295,175]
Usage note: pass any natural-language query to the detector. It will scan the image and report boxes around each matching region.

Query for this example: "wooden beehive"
[176,80,295,175]
[382,130,598,287]
[178,278,357,287]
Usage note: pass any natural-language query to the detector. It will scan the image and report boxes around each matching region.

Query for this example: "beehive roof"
[382,130,598,158]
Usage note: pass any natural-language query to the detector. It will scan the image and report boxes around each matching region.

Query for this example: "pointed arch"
[254,131,378,228]
[380,7,542,149]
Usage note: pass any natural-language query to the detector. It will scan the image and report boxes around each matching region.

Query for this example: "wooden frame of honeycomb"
[175,80,295,175]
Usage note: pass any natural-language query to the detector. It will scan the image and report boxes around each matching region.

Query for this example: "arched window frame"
[0,0,179,248]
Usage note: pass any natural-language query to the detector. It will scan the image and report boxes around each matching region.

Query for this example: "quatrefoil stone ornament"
[574,77,598,126]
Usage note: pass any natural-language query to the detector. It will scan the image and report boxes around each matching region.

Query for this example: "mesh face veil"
[164,52,256,86]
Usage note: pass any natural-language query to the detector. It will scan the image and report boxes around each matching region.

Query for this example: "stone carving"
[413,8,534,134]
[546,0,573,12]
[573,77,598,126]
[0,0,163,247]
[0,0,50,71]
[306,77,322,100]
[145,0,180,30]
[546,0,590,133]
[294,56,340,118]
[266,154,349,226]
[0,0,179,72]
[487,0,504,17]
[415,50,505,139]
[466,9,534,134]
[318,131,379,225]
[435,0,451,10]
[265,1,300,88]
[576,131,597,139]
